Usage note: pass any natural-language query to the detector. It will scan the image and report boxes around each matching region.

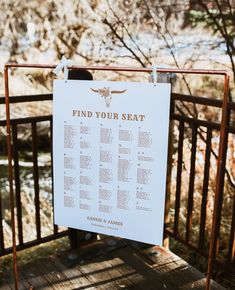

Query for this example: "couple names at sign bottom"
[53,80,171,245]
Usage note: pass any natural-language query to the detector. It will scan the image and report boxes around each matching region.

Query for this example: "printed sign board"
[53,80,171,245]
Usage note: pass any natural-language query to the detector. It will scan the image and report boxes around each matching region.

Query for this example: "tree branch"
[106,1,152,65]
[197,0,235,84]
[102,18,146,67]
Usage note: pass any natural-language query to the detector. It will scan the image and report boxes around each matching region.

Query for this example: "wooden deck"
[0,238,224,290]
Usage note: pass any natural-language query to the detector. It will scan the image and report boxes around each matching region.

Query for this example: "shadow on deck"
[0,238,224,290]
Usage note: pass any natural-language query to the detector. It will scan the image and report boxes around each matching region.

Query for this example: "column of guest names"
[63,121,155,214]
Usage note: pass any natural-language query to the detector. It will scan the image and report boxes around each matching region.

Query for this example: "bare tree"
[189,0,235,84]
[0,0,99,61]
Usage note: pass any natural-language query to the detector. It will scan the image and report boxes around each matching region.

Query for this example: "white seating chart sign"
[53,80,171,245]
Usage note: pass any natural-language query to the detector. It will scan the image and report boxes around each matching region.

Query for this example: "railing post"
[164,118,174,249]
[164,75,176,249]
[12,123,23,246]
[199,128,212,251]
[206,73,230,290]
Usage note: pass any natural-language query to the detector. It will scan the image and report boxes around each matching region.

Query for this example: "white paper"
[53,80,171,245]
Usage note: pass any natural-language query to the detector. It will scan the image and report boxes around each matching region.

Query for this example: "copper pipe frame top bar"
[4,63,229,290]
[5,63,228,76]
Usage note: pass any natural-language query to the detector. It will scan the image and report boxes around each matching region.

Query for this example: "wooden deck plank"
[0,265,30,290]
[34,257,75,289]
[142,245,225,290]
[105,254,144,289]
[78,257,128,290]
[0,238,225,290]
[52,254,97,290]
[86,255,137,289]
[75,240,158,289]
[0,271,13,290]
[107,250,154,289]
[112,245,173,289]
[21,260,51,290]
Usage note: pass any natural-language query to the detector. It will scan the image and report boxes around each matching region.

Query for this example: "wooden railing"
[0,92,234,271]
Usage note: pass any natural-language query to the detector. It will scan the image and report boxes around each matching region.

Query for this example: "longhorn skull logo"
[90,87,127,107]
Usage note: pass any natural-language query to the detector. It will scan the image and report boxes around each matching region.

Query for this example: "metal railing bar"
[185,124,198,243]
[1,230,69,256]
[0,187,5,255]
[167,228,208,257]
[166,228,230,268]
[172,93,223,108]
[53,224,58,235]
[175,115,235,134]
[207,98,230,279]
[1,115,234,133]
[31,122,41,240]
[49,119,58,235]
[1,93,235,110]
[0,114,234,133]
[0,93,228,106]
[0,115,52,126]
[12,124,23,246]
[215,120,231,261]
[0,94,52,105]
[11,115,52,124]
[198,128,212,250]
[228,102,235,110]
[174,120,184,237]
[4,64,19,289]
[227,126,235,134]
[173,95,235,111]
[227,195,235,265]
[172,114,221,131]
